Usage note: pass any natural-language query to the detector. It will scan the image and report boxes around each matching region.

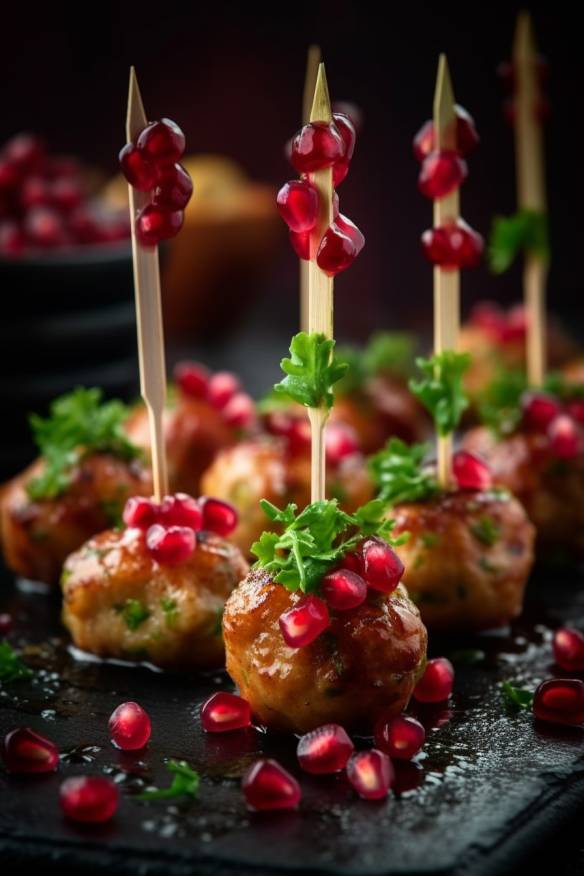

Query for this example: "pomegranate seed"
[60,776,119,823]
[533,678,584,726]
[522,392,562,431]
[470,301,506,337]
[199,497,239,537]
[279,596,330,648]
[361,537,404,593]
[346,749,394,800]
[418,149,467,199]
[373,715,425,761]
[2,727,59,774]
[321,569,367,611]
[20,176,52,209]
[421,219,484,269]
[297,724,354,774]
[500,304,527,343]
[51,178,83,212]
[123,496,159,530]
[548,415,583,460]
[174,361,210,399]
[290,121,345,174]
[136,118,186,166]
[4,133,44,170]
[223,392,256,429]
[146,524,195,565]
[0,612,12,634]
[413,658,454,703]
[25,206,65,247]
[119,143,157,191]
[153,163,193,210]
[200,692,251,733]
[276,179,319,232]
[340,551,363,575]
[0,159,20,191]
[135,204,183,246]
[207,371,240,409]
[325,422,360,465]
[0,221,26,257]
[109,701,151,750]
[242,758,301,811]
[333,113,356,162]
[335,213,365,255]
[286,417,312,455]
[316,222,358,277]
[553,628,584,672]
[289,228,311,260]
[413,106,479,161]
[452,450,492,491]
[333,159,351,187]
[413,120,434,163]
[159,493,203,530]
[332,101,363,131]
[566,400,584,425]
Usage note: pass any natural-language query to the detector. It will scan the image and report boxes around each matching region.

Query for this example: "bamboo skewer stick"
[307,63,334,503]
[300,44,321,333]
[126,67,169,502]
[513,12,547,386]
[433,54,459,489]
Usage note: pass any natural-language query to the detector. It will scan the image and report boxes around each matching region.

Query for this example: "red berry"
[222,392,256,429]
[361,537,404,593]
[413,106,479,161]
[421,219,483,269]
[289,228,311,260]
[332,101,363,131]
[199,497,239,537]
[25,206,65,247]
[316,222,358,277]
[0,221,26,257]
[332,160,350,187]
[548,415,583,460]
[0,159,20,191]
[174,361,210,398]
[279,596,330,648]
[332,113,356,162]
[159,493,203,530]
[136,118,186,166]
[340,551,363,575]
[373,714,425,761]
[418,150,467,199]
[207,371,240,409]
[413,657,454,703]
[200,692,251,733]
[135,204,183,246]
[20,176,53,209]
[290,121,345,174]
[123,496,159,530]
[297,724,354,774]
[4,133,45,171]
[325,422,360,465]
[500,304,527,343]
[452,450,492,491]
[153,163,193,210]
[533,678,584,726]
[119,143,157,191]
[242,758,301,811]
[553,628,584,672]
[2,727,59,774]
[0,613,12,634]
[566,400,584,426]
[321,569,367,611]
[335,213,365,255]
[276,179,319,233]
[470,301,506,336]
[286,417,312,455]
[412,120,434,163]
[60,776,119,824]
[51,178,83,212]
[346,749,394,800]
[109,701,151,750]
[146,524,195,565]
[522,392,561,431]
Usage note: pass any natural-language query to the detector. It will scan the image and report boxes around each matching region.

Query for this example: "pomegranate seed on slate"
[346,749,394,800]
[276,179,319,233]
[290,121,345,174]
[242,758,301,811]
[119,143,157,190]
[289,228,311,260]
[136,204,183,246]
[279,596,330,648]
[297,724,354,774]
[316,223,358,276]
[361,537,404,593]
[413,658,454,703]
[326,422,360,465]
[322,569,367,611]
[413,106,479,161]
[0,221,26,257]
[421,219,483,269]
[201,692,251,733]
[60,776,119,823]
[553,628,584,672]
[223,392,256,429]
[0,612,13,634]
[207,371,240,409]
[566,400,584,426]
[548,415,583,460]
[522,392,561,431]
[533,678,584,726]
[332,113,356,162]
[199,497,239,537]
[335,213,365,255]
[174,361,210,399]
[452,450,492,491]
[25,206,65,247]
[153,163,193,210]
[109,701,151,750]
[418,149,467,199]
[160,493,203,530]
[136,118,185,166]
[146,524,195,565]
[2,727,59,774]
[374,714,425,761]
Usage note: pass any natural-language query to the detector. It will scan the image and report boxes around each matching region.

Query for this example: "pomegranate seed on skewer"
[2,727,59,774]
[222,392,256,429]
[346,749,394,800]
[553,628,584,672]
[289,228,310,260]
[242,759,301,810]
[321,569,367,611]
[279,596,330,648]
[199,497,239,537]
[361,537,404,593]
[135,204,183,246]
[373,714,425,761]
[413,658,454,703]
[153,163,193,210]
[521,392,561,431]
[290,121,345,174]
[109,701,151,750]
[136,119,185,165]
[146,524,195,565]
[174,362,210,399]
[548,415,583,460]
[297,724,354,774]
[60,776,119,823]
[421,219,483,269]
[418,150,467,199]
[413,106,479,161]
[332,113,356,161]
[119,143,157,190]
[201,692,251,733]
[276,179,319,232]
[533,678,584,726]
[207,372,240,409]
[123,496,159,530]
[159,493,203,530]
[316,223,358,276]
[335,213,365,255]
[452,450,492,491]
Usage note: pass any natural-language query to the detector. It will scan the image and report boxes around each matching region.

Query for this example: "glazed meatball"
[223,568,427,733]
[392,489,535,631]
[200,438,373,557]
[62,526,248,670]
[1,453,152,586]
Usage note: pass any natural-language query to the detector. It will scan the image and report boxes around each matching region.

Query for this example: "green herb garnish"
[470,515,500,546]
[137,759,200,801]
[273,332,348,409]
[478,369,526,436]
[119,599,150,631]
[449,648,486,666]
[489,209,549,273]
[335,332,416,396]
[410,351,470,437]
[368,439,438,506]
[160,597,179,628]
[500,681,534,711]
[0,641,33,684]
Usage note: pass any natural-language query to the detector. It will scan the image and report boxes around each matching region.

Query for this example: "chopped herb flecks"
[0,641,33,684]
[470,516,500,546]
[118,599,150,631]
[137,759,200,801]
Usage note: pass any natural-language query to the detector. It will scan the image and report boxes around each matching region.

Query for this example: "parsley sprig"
[251,498,406,593]
[410,351,470,437]
[368,439,438,506]
[0,641,33,684]
[336,332,416,395]
[273,332,348,409]
[489,209,549,274]
[137,759,200,801]
[500,681,534,711]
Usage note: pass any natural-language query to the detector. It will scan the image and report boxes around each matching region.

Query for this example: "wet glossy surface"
[1,564,584,875]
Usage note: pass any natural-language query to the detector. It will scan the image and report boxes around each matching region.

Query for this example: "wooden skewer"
[433,54,459,489]
[513,12,547,386]
[300,44,321,333]
[126,67,169,502]
[307,63,334,503]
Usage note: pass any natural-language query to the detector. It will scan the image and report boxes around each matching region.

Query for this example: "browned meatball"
[392,489,535,631]
[223,568,427,733]
[62,527,248,670]
[563,356,584,386]
[1,453,152,586]
[201,437,373,557]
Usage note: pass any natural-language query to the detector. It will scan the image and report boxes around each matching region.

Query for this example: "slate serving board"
[1,564,584,876]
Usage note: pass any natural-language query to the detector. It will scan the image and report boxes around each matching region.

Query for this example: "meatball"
[563,356,584,386]
[62,526,248,670]
[1,453,152,586]
[200,438,373,557]
[392,489,535,631]
[223,568,427,733]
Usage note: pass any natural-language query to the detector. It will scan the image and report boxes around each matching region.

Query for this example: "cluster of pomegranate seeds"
[413,658,455,704]
[452,450,493,491]
[470,301,527,343]
[174,361,256,431]
[533,678,584,726]
[421,219,483,269]
[346,749,394,800]
[109,701,151,750]
[264,410,360,466]
[200,692,252,733]
[413,105,479,161]
[297,724,354,774]
[279,595,330,648]
[242,759,301,811]
[520,393,584,461]
[497,55,550,127]
[60,775,119,824]
[119,118,192,247]
[0,132,129,258]
[553,628,584,672]
[2,727,59,774]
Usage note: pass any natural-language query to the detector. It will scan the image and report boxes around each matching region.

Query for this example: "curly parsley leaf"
[273,332,348,410]
[489,209,549,274]
[410,352,470,436]
[500,681,534,711]
[0,641,33,684]
[478,369,526,437]
[369,439,438,506]
[335,332,416,396]
[137,759,200,801]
